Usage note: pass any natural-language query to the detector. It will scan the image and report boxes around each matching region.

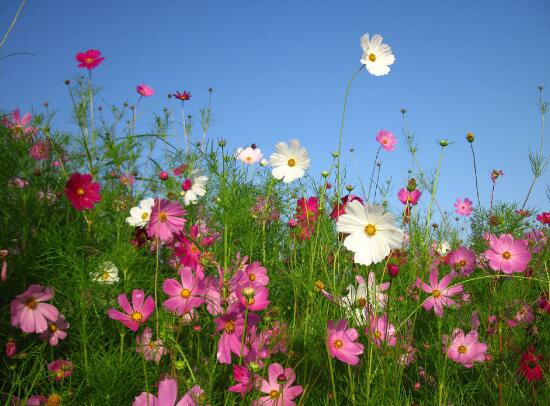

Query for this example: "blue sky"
[1,0,549,216]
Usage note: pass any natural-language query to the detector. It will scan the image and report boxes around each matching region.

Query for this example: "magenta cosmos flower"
[326,319,364,365]
[39,314,69,346]
[162,267,205,315]
[136,327,166,363]
[330,194,364,219]
[10,285,59,334]
[418,268,463,317]
[133,377,204,406]
[174,90,192,101]
[2,108,36,135]
[446,329,487,368]
[228,364,258,397]
[236,282,270,311]
[108,289,155,332]
[147,199,186,241]
[136,84,154,97]
[484,234,531,274]
[214,304,259,364]
[64,173,101,211]
[29,140,50,161]
[367,313,396,347]
[253,363,303,406]
[376,129,397,151]
[397,188,421,206]
[237,261,269,286]
[48,359,73,382]
[454,198,473,216]
[536,211,550,224]
[76,49,105,70]
[446,246,476,276]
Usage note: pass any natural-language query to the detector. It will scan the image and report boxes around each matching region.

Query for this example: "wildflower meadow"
[1,4,549,406]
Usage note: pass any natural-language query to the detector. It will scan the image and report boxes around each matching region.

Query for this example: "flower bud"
[466,132,475,143]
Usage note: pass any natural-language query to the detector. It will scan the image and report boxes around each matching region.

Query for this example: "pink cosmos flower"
[228,364,257,397]
[147,199,186,242]
[537,211,550,225]
[326,319,364,365]
[29,140,50,161]
[397,188,421,206]
[236,145,263,164]
[214,304,259,364]
[26,395,48,405]
[376,129,397,151]
[76,49,105,70]
[10,285,59,334]
[108,289,155,332]
[524,230,547,254]
[136,327,166,363]
[484,234,532,274]
[446,246,476,276]
[330,194,364,219]
[2,108,37,138]
[133,378,204,406]
[446,329,487,368]
[136,84,155,97]
[174,91,192,101]
[454,198,473,216]
[119,172,136,186]
[491,169,504,184]
[253,363,303,406]
[418,268,463,317]
[174,234,204,278]
[237,261,269,286]
[64,173,101,211]
[5,339,17,357]
[367,313,397,347]
[162,267,205,315]
[236,283,270,311]
[48,359,74,382]
[39,314,69,346]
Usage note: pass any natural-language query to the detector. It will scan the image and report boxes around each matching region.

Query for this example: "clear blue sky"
[1,0,549,215]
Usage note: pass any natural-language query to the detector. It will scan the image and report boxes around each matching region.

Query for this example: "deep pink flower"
[253,363,303,406]
[397,188,421,206]
[376,129,397,151]
[108,289,155,332]
[136,84,155,97]
[236,283,270,311]
[326,319,364,365]
[76,49,105,70]
[367,313,397,347]
[538,293,550,314]
[214,304,259,364]
[64,173,101,211]
[133,377,204,406]
[228,364,257,397]
[147,199,186,241]
[48,359,74,381]
[5,338,16,357]
[418,268,463,317]
[517,346,544,382]
[237,261,269,286]
[136,327,166,363]
[330,194,364,219]
[174,235,203,278]
[174,91,192,101]
[446,246,476,276]
[39,314,69,346]
[454,198,473,216]
[446,329,487,368]
[484,234,531,274]
[10,285,59,334]
[491,169,504,183]
[29,140,50,161]
[119,172,136,186]
[387,263,399,277]
[536,212,550,225]
[163,267,205,315]
[159,171,169,181]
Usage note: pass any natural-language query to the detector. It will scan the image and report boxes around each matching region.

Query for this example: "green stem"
[326,345,338,406]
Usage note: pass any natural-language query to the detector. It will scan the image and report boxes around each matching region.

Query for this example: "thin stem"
[181,101,188,153]
[373,161,381,203]
[326,345,338,406]
[470,143,481,207]
[0,0,27,50]
[367,146,382,202]
[154,237,160,337]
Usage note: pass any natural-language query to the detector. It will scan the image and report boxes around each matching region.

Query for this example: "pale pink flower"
[237,261,269,286]
[136,84,155,97]
[39,314,69,346]
[326,319,364,365]
[484,234,531,274]
[446,329,487,368]
[136,327,166,363]
[162,267,205,315]
[147,199,186,241]
[108,289,155,332]
[454,198,473,216]
[367,313,396,347]
[29,140,50,161]
[133,377,204,406]
[236,145,263,164]
[253,363,303,406]
[418,268,463,317]
[376,129,396,151]
[2,108,37,138]
[446,246,476,276]
[10,285,59,334]
[524,230,547,254]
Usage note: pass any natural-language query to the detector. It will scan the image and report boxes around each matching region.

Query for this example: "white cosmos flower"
[269,139,310,183]
[436,240,451,255]
[126,198,155,228]
[93,261,119,284]
[260,159,269,167]
[180,169,208,206]
[360,33,395,76]
[236,146,263,164]
[336,200,403,266]
[342,273,390,324]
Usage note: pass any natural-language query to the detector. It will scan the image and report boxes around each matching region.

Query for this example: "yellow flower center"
[76,188,85,196]
[101,272,111,280]
[458,345,467,354]
[270,390,279,399]
[48,323,58,333]
[245,156,252,162]
[248,273,256,281]
[287,158,296,167]
[382,138,388,144]
[315,280,325,290]
[55,371,65,380]
[247,297,255,305]
[432,289,441,298]
[502,251,511,260]
[180,288,191,298]
[368,53,376,62]
[131,311,143,322]
[46,394,62,406]
[333,339,343,349]
[375,331,382,339]
[190,244,200,253]
[141,212,149,220]
[26,298,38,310]
[364,224,376,236]
[85,57,94,64]
[158,212,168,222]
[459,259,467,267]
[224,320,235,334]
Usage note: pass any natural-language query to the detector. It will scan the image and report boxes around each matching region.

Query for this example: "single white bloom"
[360,33,395,76]
[180,169,208,206]
[269,139,310,183]
[93,261,119,284]
[342,273,389,324]
[126,198,155,228]
[235,146,263,164]
[436,240,451,255]
[336,200,403,266]
[260,159,269,167]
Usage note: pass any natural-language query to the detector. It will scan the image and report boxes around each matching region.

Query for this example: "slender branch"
[0,0,27,50]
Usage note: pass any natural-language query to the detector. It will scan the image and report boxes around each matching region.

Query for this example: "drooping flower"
[180,170,208,206]
[418,268,463,317]
[454,198,473,216]
[484,234,531,274]
[10,285,59,334]
[253,363,303,406]
[64,173,101,211]
[39,315,69,346]
[269,140,310,183]
[446,246,476,276]
[517,346,543,382]
[133,377,204,406]
[108,289,155,332]
[360,33,395,76]
[29,140,50,161]
[446,329,487,368]
[336,200,403,266]
[147,199,186,241]
[397,188,421,206]
[76,49,105,70]
[174,91,192,101]
[367,313,397,347]
[375,129,397,151]
[136,327,166,363]
[162,267,205,315]
[330,194,364,220]
[326,319,364,365]
[126,198,155,228]
[536,211,550,225]
[236,145,263,164]
[136,84,154,97]
[48,359,74,382]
